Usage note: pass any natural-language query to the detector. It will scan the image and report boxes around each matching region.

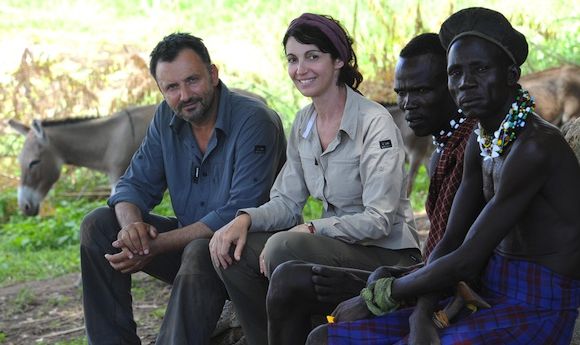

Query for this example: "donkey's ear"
[31,119,48,144]
[8,119,30,135]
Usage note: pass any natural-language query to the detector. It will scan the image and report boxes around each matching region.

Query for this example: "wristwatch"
[306,222,316,234]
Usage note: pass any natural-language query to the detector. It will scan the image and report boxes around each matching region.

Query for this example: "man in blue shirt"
[80,32,286,345]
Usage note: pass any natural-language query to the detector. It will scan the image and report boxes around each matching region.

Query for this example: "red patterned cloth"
[423,118,477,260]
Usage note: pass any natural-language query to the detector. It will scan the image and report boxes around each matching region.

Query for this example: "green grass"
[1,199,102,251]
[0,185,174,286]
[0,195,101,285]
[0,245,80,286]
[8,287,37,314]
[150,307,167,320]
[303,196,324,222]
[410,165,429,212]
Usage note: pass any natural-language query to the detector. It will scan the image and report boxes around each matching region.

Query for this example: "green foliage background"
[0,0,578,287]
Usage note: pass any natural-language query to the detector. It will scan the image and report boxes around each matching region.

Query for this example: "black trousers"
[80,207,227,345]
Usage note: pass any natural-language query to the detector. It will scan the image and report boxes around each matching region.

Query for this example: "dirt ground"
[1,215,579,345]
[0,272,170,344]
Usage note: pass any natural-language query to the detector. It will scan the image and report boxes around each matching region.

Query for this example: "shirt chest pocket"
[206,162,227,205]
[326,158,362,204]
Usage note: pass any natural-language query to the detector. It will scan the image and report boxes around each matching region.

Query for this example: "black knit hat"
[439,7,528,66]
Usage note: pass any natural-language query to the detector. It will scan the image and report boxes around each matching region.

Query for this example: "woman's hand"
[289,223,311,233]
[259,247,268,276]
[209,214,251,269]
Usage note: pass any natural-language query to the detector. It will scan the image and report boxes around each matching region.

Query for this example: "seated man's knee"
[180,238,212,273]
[80,206,118,246]
[306,324,328,345]
[182,238,210,261]
[267,260,306,311]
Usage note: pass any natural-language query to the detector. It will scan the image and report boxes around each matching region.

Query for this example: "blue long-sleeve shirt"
[108,82,287,230]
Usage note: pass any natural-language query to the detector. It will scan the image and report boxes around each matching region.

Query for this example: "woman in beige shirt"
[209,13,420,345]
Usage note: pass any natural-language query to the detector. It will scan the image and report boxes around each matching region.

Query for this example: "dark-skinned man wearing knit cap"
[265,33,477,345]
[306,7,580,345]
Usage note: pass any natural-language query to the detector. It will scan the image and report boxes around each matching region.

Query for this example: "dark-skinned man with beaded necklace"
[306,7,580,345]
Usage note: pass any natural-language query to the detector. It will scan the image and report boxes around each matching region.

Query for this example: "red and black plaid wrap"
[423,118,477,259]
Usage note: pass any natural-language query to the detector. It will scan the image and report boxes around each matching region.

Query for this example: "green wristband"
[360,277,400,316]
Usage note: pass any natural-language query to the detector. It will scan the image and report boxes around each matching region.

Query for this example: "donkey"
[9,105,156,216]
[520,64,580,126]
[8,89,267,216]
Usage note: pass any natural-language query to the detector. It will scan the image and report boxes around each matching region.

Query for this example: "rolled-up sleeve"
[107,109,166,214]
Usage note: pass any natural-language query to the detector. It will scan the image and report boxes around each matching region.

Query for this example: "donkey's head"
[9,119,63,216]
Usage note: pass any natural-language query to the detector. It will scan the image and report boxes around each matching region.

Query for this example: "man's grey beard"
[176,93,214,125]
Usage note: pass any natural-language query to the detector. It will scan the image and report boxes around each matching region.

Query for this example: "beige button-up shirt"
[242,87,419,250]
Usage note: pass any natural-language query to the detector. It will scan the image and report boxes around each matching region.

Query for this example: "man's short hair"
[149,32,212,78]
[399,33,446,59]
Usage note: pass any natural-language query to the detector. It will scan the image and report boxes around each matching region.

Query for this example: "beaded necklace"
[432,110,467,153]
[473,87,534,160]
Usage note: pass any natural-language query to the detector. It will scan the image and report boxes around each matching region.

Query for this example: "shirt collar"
[213,81,231,136]
[300,86,359,140]
[338,86,359,140]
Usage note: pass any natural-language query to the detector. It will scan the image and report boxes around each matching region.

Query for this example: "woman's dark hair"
[283,15,363,90]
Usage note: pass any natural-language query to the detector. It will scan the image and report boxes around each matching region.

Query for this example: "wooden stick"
[38,326,85,338]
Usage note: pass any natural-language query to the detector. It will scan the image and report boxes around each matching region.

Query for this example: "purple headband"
[286,13,351,63]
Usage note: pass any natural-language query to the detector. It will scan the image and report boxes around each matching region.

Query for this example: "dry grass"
[1,46,158,126]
